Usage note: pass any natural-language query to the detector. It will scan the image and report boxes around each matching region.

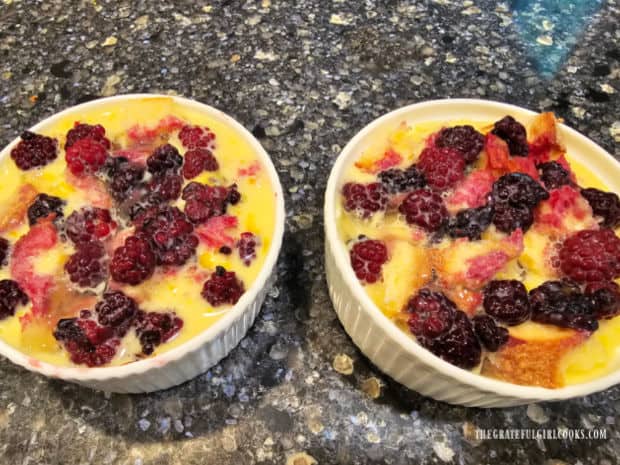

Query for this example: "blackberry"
[580,188,620,228]
[64,241,108,288]
[53,317,118,367]
[559,229,620,283]
[182,182,239,224]
[27,193,65,226]
[110,235,156,285]
[491,115,529,156]
[0,279,29,320]
[473,314,509,352]
[349,239,388,284]
[146,144,183,175]
[201,266,245,306]
[0,237,9,267]
[483,280,531,326]
[538,161,571,190]
[424,311,481,369]
[417,146,465,191]
[10,131,58,170]
[586,281,620,320]
[65,122,110,149]
[147,173,183,202]
[398,188,448,232]
[134,310,183,355]
[377,165,426,193]
[492,202,534,233]
[237,232,259,266]
[182,148,219,179]
[405,288,457,342]
[491,173,549,209]
[104,156,145,200]
[435,125,485,164]
[341,182,389,218]
[95,291,139,337]
[530,280,598,331]
[447,204,494,240]
[65,207,116,244]
[134,205,198,266]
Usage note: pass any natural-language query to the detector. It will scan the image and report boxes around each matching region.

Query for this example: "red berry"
[53,317,119,367]
[134,310,183,355]
[110,235,156,285]
[349,238,388,284]
[146,144,183,175]
[435,125,485,164]
[341,182,389,218]
[417,146,465,191]
[178,125,216,150]
[201,266,245,306]
[405,288,457,341]
[0,279,29,320]
[398,188,448,232]
[147,174,183,202]
[10,131,58,170]
[237,232,259,266]
[65,122,110,150]
[65,207,116,244]
[64,241,108,288]
[65,138,108,176]
[182,148,219,179]
[559,229,620,283]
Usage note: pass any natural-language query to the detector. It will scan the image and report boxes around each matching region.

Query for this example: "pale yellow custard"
[0,97,276,367]
[337,113,620,388]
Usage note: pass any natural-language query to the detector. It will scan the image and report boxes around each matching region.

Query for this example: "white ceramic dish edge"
[0,94,286,393]
[324,98,620,407]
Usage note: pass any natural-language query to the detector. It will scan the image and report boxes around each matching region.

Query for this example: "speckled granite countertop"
[1,1,619,464]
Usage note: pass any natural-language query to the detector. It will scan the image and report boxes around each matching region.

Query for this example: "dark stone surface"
[0,1,619,464]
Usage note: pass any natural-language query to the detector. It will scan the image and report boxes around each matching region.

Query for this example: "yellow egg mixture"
[337,117,620,387]
[0,97,276,366]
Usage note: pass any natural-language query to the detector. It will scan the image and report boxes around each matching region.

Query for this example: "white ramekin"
[0,94,285,393]
[324,98,620,407]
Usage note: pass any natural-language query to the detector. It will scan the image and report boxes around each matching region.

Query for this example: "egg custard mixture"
[338,112,620,388]
[0,97,276,367]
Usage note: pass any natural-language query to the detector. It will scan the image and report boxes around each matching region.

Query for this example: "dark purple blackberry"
[65,123,110,150]
[538,161,572,190]
[27,193,66,226]
[146,144,183,175]
[405,288,457,342]
[0,279,29,320]
[182,182,240,224]
[134,205,198,266]
[64,241,108,288]
[53,317,118,367]
[0,237,9,267]
[377,165,426,193]
[237,232,258,266]
[147,174,183,202]
[435,125,485,164]
[110,235,156,285]
[447,204,494,240]
[492,173,549,209]
[580,188,620,228]
[65,207,116,244]
[10,131,58,170]
[473,315,509,352]
[94,291,139,336]
[104,156,145,200]
[423,311,481,369]
[586,282,620,320]
[483,280,531,326]
[134,310,183,355]
[529,280,598,331]
[492,202,534,233]
[491,115,529,156]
